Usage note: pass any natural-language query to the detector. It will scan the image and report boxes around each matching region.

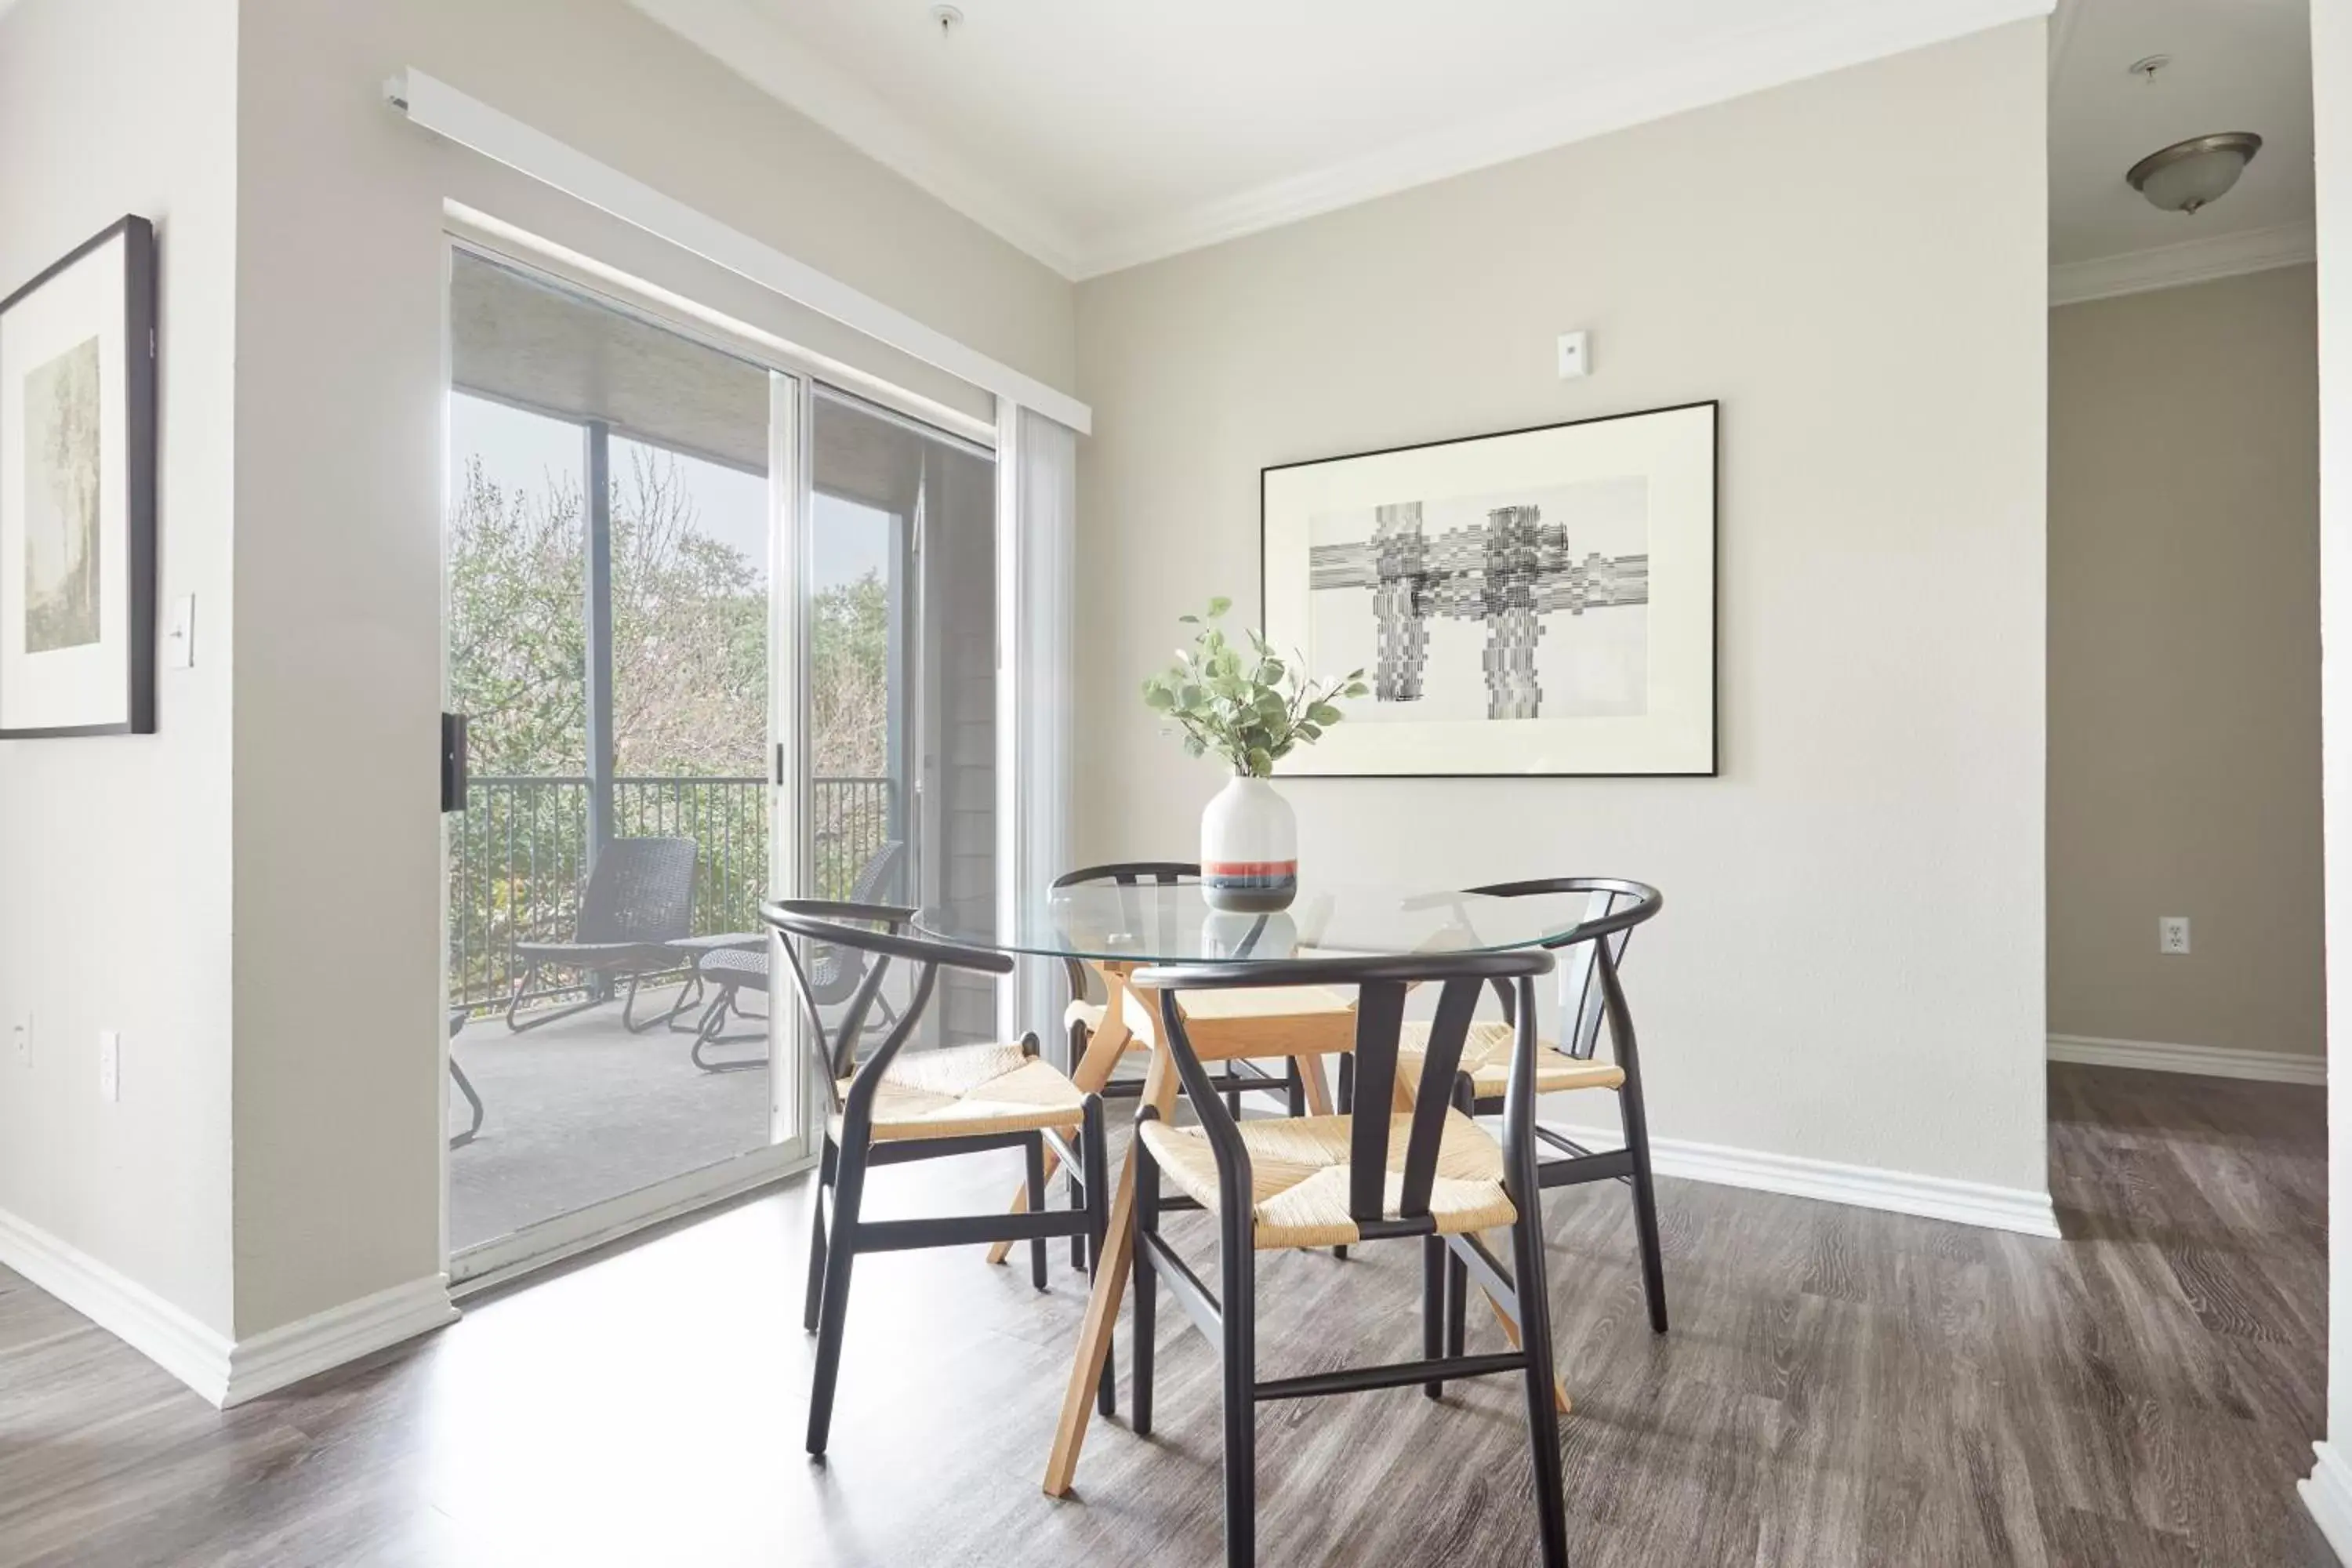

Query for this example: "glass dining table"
[911,876,1605,1497]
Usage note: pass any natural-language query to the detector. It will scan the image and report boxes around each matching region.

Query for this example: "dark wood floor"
[0,1065,2332,1567]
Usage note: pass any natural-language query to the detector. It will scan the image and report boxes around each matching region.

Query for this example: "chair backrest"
[760,897,1015,1118]
[1468,877,1662,1061]
[1133,947,1558,1237]
[804,841,909,1005]
[846,840,907,906]
[576,837,699,945]
[1050,862,1201,1006]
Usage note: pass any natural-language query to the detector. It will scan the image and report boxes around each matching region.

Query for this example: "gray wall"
[2048,267,2323,1058]
[1073,23,2053,1198]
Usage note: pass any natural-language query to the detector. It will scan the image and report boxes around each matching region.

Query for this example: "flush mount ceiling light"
[2126,132,2263,215]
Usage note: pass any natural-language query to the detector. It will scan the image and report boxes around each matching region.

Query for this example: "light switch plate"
[1556,330,1591,380]
[99,1030,119,1102]
[166,594,196,670]
[10,1017,27,1068]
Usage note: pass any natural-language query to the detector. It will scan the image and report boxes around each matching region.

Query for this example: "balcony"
[448,774,895,1014]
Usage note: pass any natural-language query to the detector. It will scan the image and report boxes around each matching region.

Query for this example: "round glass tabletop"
[911,879,1610,965]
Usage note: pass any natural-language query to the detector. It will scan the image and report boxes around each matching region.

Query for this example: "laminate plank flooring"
[0,1065,2332,1566]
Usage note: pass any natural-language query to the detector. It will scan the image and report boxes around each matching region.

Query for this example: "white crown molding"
[2049,221,2318,306]
[629,0,2050,281]
[1080,0,2055,278]
[0,1205,238,1403]
[2303,1442,2352,1563]
[0,1204,456,1407]
[2047,1033,2327,1085]
[1546,1119,2060,1236]
[223,1276,458,1407]
[624,0,1086,278]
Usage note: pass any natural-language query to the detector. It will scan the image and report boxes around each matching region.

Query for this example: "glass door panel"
[445,249,793,1268]
[806,388,998,1053]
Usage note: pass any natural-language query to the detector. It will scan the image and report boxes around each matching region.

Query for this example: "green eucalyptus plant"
[1141,597,1368,778]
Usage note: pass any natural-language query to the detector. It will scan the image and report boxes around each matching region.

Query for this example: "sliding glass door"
[442,246,1000,1280]
[805,388,1000,1054]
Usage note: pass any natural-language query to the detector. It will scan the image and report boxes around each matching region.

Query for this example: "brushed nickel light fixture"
[2127,132,2263,215]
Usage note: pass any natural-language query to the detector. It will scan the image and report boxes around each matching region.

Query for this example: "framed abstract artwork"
[0,216,158,739]
[1262,401,1716,778]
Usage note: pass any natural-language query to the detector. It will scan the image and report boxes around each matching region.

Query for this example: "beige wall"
[223,0,1076,1338]
[1074,24,2052,1196]
[0,0,240,1338]
[2049,269,2323,1058]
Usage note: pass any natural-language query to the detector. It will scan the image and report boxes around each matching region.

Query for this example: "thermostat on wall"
[1557,330,1591,380]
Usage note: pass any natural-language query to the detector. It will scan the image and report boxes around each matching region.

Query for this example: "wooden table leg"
[990,965,1136,1268]
[1044,1018,1177,1497]
[1293,1052,1334,1116]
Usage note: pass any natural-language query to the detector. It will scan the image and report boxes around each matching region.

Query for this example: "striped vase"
[1200,775,1298,913]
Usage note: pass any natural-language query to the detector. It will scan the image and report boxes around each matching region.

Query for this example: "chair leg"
[503,964,539,1031]
[1083,1098,1115,1421]
[1286,1058,1304,1118]
[448,1058,487,1150]
[1068,1022,1091,1271]
[1421,1235,1446,1399]
[803,1138,836,1334]
[1508,1196,1570,1568]
[1219,1200,1258,1568]
[1620,1082,1669,1334]
[1133,1136,1159,1439]
[1026,1134,1050,1291]
[808,1137,867,1457]
[1445,1247,1468,1361]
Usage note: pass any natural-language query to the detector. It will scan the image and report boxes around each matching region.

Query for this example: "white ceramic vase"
[1200,774,1298,913]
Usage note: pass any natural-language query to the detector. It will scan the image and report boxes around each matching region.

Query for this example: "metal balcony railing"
[448,775,895,1013]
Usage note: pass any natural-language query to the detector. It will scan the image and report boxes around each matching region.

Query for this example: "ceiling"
[2047,0,2312,270]
[630,0,2051,280]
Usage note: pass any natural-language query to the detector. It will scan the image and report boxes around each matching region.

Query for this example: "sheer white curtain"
[997,407,1078,1043]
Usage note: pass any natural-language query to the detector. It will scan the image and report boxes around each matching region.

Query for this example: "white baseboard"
[0,1205,237,1403]
[2303,1441,2352,1564]
[0,1205,455,1407]
[223,1274,458,1406]
[1549,1121,2061,1237]
[2047,1033,2326,1086]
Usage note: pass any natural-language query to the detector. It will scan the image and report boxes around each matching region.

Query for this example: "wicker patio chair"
[504,836,699,1033]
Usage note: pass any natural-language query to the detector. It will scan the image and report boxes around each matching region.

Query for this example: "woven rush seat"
[833,1040,1088,1143]
[1137,1109,1517,1250]
[1397,1020,1626,1099]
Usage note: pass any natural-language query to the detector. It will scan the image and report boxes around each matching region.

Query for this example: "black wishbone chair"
[1129,946,1573,1568]
[996,862,1359,1275]
[1054,862,1353,1120]
[1399,879,1668,1339]
[762,898,1109,1458]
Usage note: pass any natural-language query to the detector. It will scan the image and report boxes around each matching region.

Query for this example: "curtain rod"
[385,69,1091,436]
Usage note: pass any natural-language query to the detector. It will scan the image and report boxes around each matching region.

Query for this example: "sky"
[449,391,893,593]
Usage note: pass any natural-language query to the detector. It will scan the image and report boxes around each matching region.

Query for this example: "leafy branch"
[1139,597,1367,777]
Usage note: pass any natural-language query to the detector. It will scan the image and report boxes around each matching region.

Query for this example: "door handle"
[441,713,470,813]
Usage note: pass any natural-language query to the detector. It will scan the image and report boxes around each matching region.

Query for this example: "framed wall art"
[1262,400,1716,778]
[0,215,158,739]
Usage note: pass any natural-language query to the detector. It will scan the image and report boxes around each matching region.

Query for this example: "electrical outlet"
[2159,916,2190,956]
[10,1016,27,1067]
[99,1030,119,1102]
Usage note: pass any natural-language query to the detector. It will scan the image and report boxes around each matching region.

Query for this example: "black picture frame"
[0,214,158,739]
[1259,398,1720,779]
